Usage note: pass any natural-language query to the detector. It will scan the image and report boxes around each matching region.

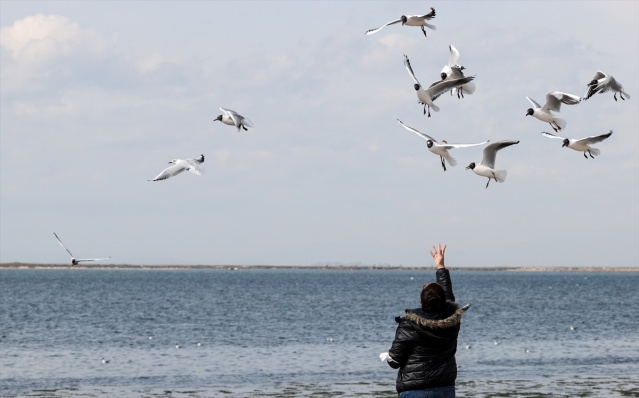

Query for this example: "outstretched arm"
[430,243,455,302]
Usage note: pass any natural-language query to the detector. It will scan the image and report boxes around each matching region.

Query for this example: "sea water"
[1,268,637,397]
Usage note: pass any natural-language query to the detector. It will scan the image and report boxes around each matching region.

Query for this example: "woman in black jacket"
[383,243,463,398]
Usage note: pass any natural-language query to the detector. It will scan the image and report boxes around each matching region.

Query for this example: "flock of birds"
[364,6,627,189]
[53,5,629,264]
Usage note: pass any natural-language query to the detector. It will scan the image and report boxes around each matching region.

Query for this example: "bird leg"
[620,93,626,101]
[485,178,491,189]
[440,156,447,171]
[583,151,588,159]
[423,104,427,115]
[421,26,427,37]
[588,150,594,159]
[550,122,559,132]
[427,105,431,118]
[242,125,248,131]
[614,93,618,101]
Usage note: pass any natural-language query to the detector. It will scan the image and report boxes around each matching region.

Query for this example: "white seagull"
[214,107,254,132]
[584,71,630,102]
[148,154,205,182]
[365,7,436,37]
[53,233,110,266]
[397,119,488,171]
[403,54,476,117]
[541,130,613,159]
[440,45,476,98]
[466,140,520,189]
[525,91,581,132]
[101,358,110,364]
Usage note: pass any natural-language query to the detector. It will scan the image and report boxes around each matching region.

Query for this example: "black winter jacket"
[387,268,462,393]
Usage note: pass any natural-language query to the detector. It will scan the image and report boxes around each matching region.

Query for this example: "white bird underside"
[526,91,580,131]
[466,140,519,188]
[365,8,436,36]
[397,119,488,169]
[149,155,205,181]
[53,232,110,264]
[541,131,613,157]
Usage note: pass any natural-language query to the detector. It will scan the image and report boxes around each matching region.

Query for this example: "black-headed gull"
[466,140,519,189]
[53,232,110,266]
[149,154,205,182]
[214,108,254,132]
[525,91,581,132]
[440,45,475,99]
[365,7,436,37]
[403,54,476,117]
[541,130,612,159]
[397,119,488,171]
[584,71,629,102]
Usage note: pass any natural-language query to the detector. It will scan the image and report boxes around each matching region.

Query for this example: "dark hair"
[421,283,446,312]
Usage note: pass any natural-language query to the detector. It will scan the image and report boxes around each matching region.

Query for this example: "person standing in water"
[381,243,464,398]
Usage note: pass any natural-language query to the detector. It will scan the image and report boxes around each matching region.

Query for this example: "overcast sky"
[1,1,637,267]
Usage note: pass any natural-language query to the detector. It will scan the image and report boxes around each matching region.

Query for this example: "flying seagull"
[403,54,476,117]
[584,71,629,101]
[525,91,581,132]
[541,130,613,159]
[397,119,488,171]
[440,45,475,98]
[53,232,110,266]
[466,140,520,189]
[214,108,254,132]
[365,7,436,37]
[149,154,205,182]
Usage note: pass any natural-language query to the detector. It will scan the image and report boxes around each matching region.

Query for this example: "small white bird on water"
[466,140,520,189]
[397,119,488,171]
[365,7,436,37]
[101,358,109,364]
[53,232,110,266]
[541,130,613,159]
[440,45,475,99]
[403,54,476,117]
[214,107,254,132]
[584,71,629,102]
[148,154,205,182]
[525,91,581,132]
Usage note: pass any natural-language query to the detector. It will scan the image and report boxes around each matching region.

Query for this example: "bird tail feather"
[462,81,476,95]
[589,148,601,157]
[554,117,567,130]
[495,170,507,183]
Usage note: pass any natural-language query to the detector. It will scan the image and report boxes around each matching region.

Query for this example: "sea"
[0,268,637,398]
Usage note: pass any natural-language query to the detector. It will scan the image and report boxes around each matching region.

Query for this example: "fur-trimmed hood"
[404,303,463,330]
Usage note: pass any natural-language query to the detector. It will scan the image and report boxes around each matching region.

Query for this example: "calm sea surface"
[1,269,638,397]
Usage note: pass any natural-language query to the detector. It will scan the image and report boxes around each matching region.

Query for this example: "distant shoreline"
[0,262,637,272]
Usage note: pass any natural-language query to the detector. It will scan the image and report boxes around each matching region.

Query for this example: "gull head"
[562,139,569,148]
[414,83,421,91]
[169,159,177,164]
[525,108,534,116]
[465,162,475,170]
[440,72,448,80]
[214,115,223,122]
[426,140,434,148]
[588,79,598,86]
[400,15,407,25]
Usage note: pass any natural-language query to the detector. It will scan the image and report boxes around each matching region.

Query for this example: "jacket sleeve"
[436,268,455,302]
[387,318,414,369]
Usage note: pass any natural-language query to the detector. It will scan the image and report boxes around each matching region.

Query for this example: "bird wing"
[541,132,567,140]
[417,7,436,20]
[76,257,111,263]
[53,232,74,259]
[448,44,460,67]
[397,119,437,142]
[480,140,519,169]
[365,18,402,35]
[574,130,613,145]
[526,96,541,109]
[544,91,581,112]
[426,75,476,99]
[149,164,186,181]
[442,140,490,149]
[590,71,607,82]
[403,54,421,86]
[221,107,242,130]
[185,156,205,176]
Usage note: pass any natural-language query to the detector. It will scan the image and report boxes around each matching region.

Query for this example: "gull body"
[440,45,475,98]
[397,119,488,171]
[403,54,476,117]
[466,140,519,189]
[53,232,110,266]
[101,358,109,364]
[214,108,254,132]
[541,130,612,159]
[584,71,629,101]
[525,91,581,132]
[365,8,436,37]
[149,154,205,182]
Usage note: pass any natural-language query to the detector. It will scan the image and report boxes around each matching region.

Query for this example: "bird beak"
[465,165,470,170]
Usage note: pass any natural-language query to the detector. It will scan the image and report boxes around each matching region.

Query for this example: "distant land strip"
[0,263,637,272]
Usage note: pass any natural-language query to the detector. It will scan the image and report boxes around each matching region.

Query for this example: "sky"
[1,1,637,268]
